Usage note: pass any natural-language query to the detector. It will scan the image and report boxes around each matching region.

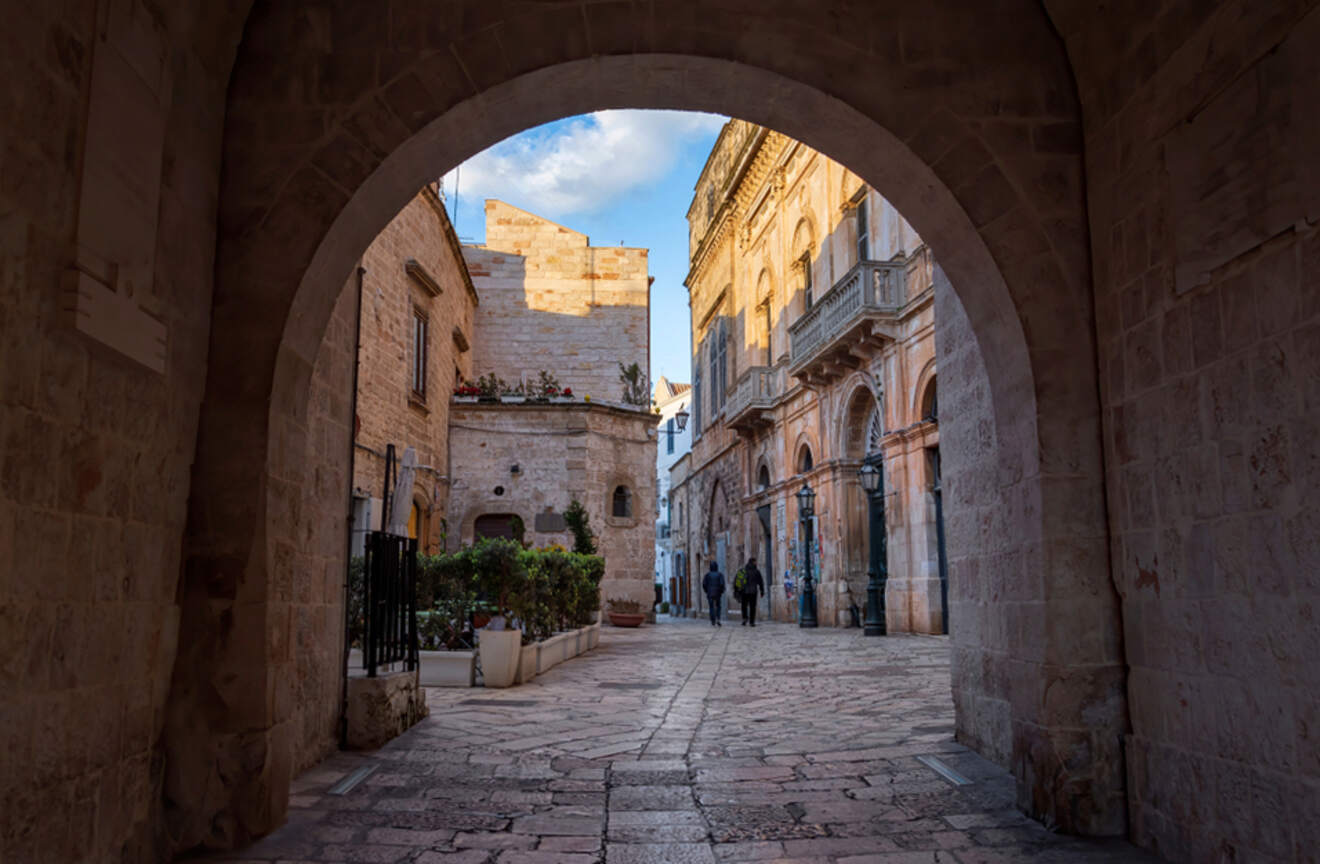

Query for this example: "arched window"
[921,376,937,422]
[612,485,633,518]
[797,445,814,473]
[757,464,771,490]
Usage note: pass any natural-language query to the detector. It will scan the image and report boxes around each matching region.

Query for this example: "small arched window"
[612,485,633,518]
[757,464,771,490]
[798,446,814,474]
[921,376,938,422]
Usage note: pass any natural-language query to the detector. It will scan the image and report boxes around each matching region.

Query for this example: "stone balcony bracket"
[788,259,906,386]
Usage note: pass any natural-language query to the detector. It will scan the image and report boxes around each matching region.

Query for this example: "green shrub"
[415,539,603,647]
[660,601,670,614]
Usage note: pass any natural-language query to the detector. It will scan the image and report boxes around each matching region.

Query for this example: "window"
[757,464,770,490]
[692,349,703,433]
[763,304,773,365]
[856,195,869,263]
[666,417,675,454]
[921,376,938,422]
[715,317,728,409]
[798,445,814,473]
[612,485,633,518]
[411,308,428,400]
[708,328,719,418]
[801,253,813,310]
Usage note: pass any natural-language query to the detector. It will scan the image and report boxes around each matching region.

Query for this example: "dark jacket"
[741,564,765,598]
[702,568,726,597]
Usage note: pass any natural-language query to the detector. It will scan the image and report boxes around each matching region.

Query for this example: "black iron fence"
[363,529,418,676]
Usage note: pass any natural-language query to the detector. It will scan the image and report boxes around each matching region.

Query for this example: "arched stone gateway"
[3,2,1316,862]
[177,2,1123,849]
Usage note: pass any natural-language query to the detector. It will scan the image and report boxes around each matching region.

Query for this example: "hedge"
[416,538,603,647]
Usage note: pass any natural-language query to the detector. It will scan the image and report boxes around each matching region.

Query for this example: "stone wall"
[0,3,245,859]
[1054,4,1320,858]
[933,264,1012,769]
[465,201,650,403]
[352,187,477,552]
[289,260,357,777]
[447,403,657,611]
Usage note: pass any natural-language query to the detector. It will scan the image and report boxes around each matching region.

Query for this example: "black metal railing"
[363,529,418,676]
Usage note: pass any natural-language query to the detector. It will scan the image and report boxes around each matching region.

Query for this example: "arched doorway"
[171,8,1123,848]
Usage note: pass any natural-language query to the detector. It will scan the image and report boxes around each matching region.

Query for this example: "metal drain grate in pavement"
[916,754,973,786]
[459,699,540,707]
[328,765,377,795]
[597,682,664,690]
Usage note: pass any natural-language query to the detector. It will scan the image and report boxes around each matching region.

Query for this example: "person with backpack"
[737,556,765,626]
[702,560,726,626]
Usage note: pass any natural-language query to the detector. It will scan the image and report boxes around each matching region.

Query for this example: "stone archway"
[170,3,1122,851]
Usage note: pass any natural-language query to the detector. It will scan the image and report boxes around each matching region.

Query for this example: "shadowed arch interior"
[170,6,1122,852]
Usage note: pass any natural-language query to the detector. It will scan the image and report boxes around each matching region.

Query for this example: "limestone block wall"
[290,269,357,776]
[1058,5,1320,858]
[0,3,246,859]
[353,189,477,549]
[933,265,1013,769]
[464,201,649,402]
[446,403,656,610]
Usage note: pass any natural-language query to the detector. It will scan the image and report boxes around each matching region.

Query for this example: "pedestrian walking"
[738,557,765,626]
[702,561,726,627]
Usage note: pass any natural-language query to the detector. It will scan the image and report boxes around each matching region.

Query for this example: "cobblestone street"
[215,620,1149,863]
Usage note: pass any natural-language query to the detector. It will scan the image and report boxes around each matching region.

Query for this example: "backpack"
[733,569,746,593]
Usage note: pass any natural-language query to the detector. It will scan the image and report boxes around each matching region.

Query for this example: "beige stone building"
[339,193,656,610]
[347,184,479,555]
[673,121,946,631]
[446,201,657,610]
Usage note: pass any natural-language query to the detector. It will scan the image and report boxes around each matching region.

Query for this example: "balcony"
[788,260,906,385]
[725,366,778,434]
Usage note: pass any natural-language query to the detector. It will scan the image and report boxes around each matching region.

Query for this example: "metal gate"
[363,529,418,676]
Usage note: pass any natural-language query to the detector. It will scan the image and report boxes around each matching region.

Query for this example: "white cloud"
[442,110,725,219]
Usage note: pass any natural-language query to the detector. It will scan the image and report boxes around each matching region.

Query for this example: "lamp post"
[858,461,887,636]
[795,483,818,628]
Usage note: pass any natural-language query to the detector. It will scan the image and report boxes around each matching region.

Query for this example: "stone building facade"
[673,121,948,631]
[446,403,656,611]
[348,185,479,554]
[653,376,692,607]
[464,200,650,401]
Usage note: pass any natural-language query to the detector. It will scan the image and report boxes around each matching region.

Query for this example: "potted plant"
[606,597,645,628]
[472,538,525,687]
[453,380,481,403]
[500,380,527,404]
[553,387,574,404]
[472,372,504,402]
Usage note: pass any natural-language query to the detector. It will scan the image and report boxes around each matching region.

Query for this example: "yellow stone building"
[674,120,946,632]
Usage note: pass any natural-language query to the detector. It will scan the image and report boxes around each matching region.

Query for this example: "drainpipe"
[339,264,366,747]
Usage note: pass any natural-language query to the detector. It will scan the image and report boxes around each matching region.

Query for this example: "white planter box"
[419,650,476,687]
[515,643,538,684]
[585,623,601,650]
[537,632,571,673]
[453,396,478,403]
[480,629,522,688]
[499,395,526,403]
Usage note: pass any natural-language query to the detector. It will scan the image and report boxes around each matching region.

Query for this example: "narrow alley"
[212,622,1148,863]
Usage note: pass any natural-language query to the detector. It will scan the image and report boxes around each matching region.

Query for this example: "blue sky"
[440,110,726,388]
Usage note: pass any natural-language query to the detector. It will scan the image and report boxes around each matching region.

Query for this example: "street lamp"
[674,405,690,432]
[858,461,888,636]
[795,482,818,628]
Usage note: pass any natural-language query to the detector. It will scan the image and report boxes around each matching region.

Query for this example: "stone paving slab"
[205,621,1152,864]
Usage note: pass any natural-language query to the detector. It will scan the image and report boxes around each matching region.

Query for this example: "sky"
[439,110,726,389]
